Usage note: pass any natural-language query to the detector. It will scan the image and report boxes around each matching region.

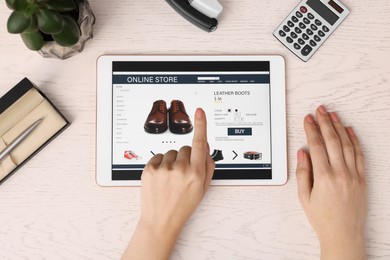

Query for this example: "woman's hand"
[139,107,215,235]
[296,105,367,260]
[122,108,215,260]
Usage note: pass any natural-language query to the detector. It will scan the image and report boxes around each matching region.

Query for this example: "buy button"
[227,128,252,136]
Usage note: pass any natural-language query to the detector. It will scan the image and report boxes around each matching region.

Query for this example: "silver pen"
[0,119,42,163]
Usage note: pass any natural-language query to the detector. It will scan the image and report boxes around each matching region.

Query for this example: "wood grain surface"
[0,0,389,259]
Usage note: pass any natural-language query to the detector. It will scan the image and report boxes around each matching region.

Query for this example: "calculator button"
[314,35,321,42]
[294,27,302,34]
[298,38,305,45]
[283,25,290,32]
[301,45,313,56]
[300,6,307,13]
[309,40,317,46]
[315,19,322,26]
[290,32,298,38]
[311,24,318,31]
[322,25,329,32]
[302,33,309,40]
[291,16,299,23]
[279,30,286,37]
[318,30,325,37]
[299,22,306,29]
[307,13,315,19]
[294,43,301,49]
[296,11,303,18]
[303,18,310,24]
[306,29,313,35]
[286,36,293,43]
[287,21,294,27]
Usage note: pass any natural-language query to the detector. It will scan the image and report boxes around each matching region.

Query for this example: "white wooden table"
[0,0,389,259]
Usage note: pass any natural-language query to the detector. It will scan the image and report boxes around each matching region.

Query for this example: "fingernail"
[306,115,314,123]
[347,127,355,137]
[318,105,327,115]
[329,112,339,122]
[297,150,304,163]
[195,108,204,119]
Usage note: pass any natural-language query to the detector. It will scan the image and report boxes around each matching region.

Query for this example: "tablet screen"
[111,61,272,180]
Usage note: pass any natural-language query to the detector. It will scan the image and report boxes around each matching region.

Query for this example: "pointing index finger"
[190,108,208,167]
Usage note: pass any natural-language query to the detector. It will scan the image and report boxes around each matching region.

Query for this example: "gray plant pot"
[38,0,95,59]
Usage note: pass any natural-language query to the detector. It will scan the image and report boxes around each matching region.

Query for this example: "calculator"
[273,0,350,62]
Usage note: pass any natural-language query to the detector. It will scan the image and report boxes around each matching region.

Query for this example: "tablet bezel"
[96,55,287,186]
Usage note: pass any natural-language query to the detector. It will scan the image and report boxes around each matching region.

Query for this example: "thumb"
[296,149,313,208]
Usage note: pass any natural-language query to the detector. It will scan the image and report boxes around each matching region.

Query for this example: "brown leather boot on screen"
[169,100,193,134]
[144,100,168,134]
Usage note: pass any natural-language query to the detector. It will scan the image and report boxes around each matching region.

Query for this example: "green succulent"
[6,0,81,51]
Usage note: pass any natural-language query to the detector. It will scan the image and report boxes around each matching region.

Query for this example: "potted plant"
[6,0,95,59]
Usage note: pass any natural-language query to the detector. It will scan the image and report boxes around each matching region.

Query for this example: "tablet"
[96,55,287,186]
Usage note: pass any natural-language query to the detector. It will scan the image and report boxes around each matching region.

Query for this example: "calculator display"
[306,0,339,25]
[328,0,344,14]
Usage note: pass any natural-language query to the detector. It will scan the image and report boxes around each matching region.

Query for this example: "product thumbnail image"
[243,151,262,160]
[210,149,224,162]
[144,100,193,135]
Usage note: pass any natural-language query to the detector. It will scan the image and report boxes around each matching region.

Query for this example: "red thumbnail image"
[124,150,140,160]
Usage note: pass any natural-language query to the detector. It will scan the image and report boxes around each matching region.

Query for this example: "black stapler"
[166,0,223,32]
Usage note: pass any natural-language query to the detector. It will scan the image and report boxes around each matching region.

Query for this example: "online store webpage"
[111,61,272,180]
